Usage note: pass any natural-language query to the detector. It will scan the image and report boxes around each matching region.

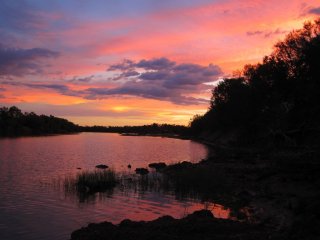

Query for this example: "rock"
[186,209,214,219]
[135,168,149,175]
[95,164,108,169]
[164,161,193,172]
[148,162,167,171]
[70,210,269,240]
[71,222,117,240]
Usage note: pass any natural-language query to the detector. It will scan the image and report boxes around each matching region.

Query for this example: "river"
[0,132,231,240]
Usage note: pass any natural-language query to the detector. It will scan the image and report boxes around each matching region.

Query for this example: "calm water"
[0,133,229,240]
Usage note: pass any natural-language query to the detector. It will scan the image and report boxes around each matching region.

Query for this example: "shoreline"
[71,210,270,240]
[68,139,320,240]
[1,130,318,239]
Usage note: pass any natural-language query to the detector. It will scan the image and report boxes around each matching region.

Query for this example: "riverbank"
[120,132,191,140]
[166,149,320,239]
[70,146,320,240]
[71,210,270,240]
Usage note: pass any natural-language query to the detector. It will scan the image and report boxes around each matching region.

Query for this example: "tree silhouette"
[190,18,320,147]
[0,106,79,136]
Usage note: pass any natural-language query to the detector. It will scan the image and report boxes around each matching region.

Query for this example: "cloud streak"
[103,57,222,104]
[246,28,288,38]
[308,7,320,15]
[1,57,222,105]
[0,44,59,76]
[1,0,319,125]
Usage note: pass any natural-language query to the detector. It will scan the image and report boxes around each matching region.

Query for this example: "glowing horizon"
[0,0,319,126]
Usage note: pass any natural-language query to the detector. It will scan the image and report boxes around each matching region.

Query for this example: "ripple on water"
[0,133,213,240]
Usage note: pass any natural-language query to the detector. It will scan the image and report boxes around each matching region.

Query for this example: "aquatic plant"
[64,170,117,194]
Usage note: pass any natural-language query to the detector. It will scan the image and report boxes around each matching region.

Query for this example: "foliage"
[0,106,79,136]
[190,19,320,147]
[81,123,190,136]
[0,106,189,137]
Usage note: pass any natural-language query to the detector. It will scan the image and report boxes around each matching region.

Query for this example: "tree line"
[0,106,79,136]
[190,19,320,148]
[0,106,188,137]
[80,123,188,136]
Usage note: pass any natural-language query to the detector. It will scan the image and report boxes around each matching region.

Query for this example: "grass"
[62,161,229,203]
[118,172,171,194]
[62,161,229,202]
[64,169,117,194]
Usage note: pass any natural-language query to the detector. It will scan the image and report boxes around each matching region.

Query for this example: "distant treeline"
[190,19,320,148]
[0,106,189,137]
[80,124,189,136]
[0,106,80,136]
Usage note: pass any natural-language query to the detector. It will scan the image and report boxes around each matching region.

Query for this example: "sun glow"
[112,106,131,112]
[0,0,318,125]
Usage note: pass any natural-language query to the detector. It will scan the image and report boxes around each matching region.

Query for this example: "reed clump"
[65,170,117,194]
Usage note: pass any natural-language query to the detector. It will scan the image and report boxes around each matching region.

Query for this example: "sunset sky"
[0,0,319,126]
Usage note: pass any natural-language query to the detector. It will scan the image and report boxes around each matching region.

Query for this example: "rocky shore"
[70,147,320,240]
[71,210,270,240]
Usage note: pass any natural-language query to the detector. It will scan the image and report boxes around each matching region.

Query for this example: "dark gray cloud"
[0,44,59,76]
[24,83,69,92]
[94,57,222,104]
[1,80,77,97]
[136,58,176,70]
[139,71,168,81]
[1,57,222,105]
[108,58,176,72]
[111,70,140,81]
[108,59,139,81]
[85,83,170,100]
[69,75,95,83]
[108,58,221,84]
[308,7,320,15]
[83,82,209,105]
[120,70,140,77]
[108,59,135,71]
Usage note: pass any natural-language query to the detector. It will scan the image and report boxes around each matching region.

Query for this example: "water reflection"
[63,181,235,222]
[61,170,237,222]
[0,133,209,240]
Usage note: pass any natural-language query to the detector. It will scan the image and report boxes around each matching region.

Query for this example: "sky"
[0,0,319,126]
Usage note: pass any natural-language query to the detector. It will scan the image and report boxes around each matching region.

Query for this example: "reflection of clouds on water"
[61,171,235,224]
[0,133,208,240]
[65,187,234,224]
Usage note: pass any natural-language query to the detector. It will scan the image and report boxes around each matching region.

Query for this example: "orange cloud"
[1,0,319,125]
